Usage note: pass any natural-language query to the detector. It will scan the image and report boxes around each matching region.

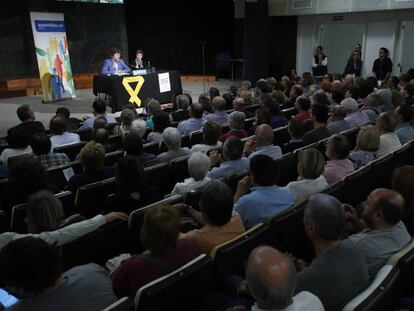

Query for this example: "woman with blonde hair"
[349,125,379,169]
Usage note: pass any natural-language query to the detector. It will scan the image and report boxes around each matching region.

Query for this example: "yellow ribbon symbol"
[122,76,145,107]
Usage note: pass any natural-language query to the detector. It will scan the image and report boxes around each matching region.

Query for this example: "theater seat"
[322,180,346,203]
[61,219,132,271]
[47,161,83,190]
[341,127,360,150]
[75,177,116,218]
[169,155,190,187]
[244,117,255,130]
[128,195,182,253]
[222,170,249,194]
[210,223,268,279]
[281,107,296,119]
[134,254,214,311]
[108,134,123,150]
[392,141,414,167]
[342,265,401,311]
[11,191,75,233]
[181,135,191,148]
[73,128,92,142]
[369,154,394,189]
[275,153,298,186]
[190,130,203,146]
[143,141,160,155]
[343,165,372,206]
[273,126,290,146]
[184,188,203,211]
[387,238,414,285]
[144,162,171,195]
[7,153,33,168]
[54,141,88,161]
[104,150,124,167]
[102,297,134,311]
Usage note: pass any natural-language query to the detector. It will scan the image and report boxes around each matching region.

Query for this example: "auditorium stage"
[0,79,239,137]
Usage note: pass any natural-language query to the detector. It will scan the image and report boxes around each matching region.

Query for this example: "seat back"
[392,142,414,167]
[244,117,255,131]
[143,141,160,155]
[7,153,33,167]
[264,201,311,259]
[387,238,414,283]
[54,141,87,161]
[181,135,191,148]
[341,126,360,150]
[75,177,116,218]
[61,219,132,271]
[144,162,171,195]
[275,153,298,186]
[222,170,249,194]
[343,165,372,206]
[183,188,203,211]
[10,191,75,234]
[322,180,346,203]
[128,195,182,253]
[210,224,268,279]
[342,265,401,311]
[104,150,124,167]
[134,255,214,311]
[108,134,123,150]
[190,131,203,146]
[73,128,92,141]
[273,126,290,146]
[46,161,83,190]
[102,297,134,311]
[169,155,190,187]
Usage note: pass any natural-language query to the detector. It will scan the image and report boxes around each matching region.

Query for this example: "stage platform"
[0,78,239,137]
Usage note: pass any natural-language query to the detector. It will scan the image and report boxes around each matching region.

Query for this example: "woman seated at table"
[100,48,131,76]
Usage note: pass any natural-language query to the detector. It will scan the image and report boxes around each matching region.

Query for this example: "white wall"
[296,10,414,76]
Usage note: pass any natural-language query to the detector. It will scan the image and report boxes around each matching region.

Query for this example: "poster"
[158,72,171,93]
[30,12,76,102]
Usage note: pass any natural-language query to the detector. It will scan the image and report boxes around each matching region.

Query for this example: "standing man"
[372,47,393,83]
[312,45,328,83]
[100,48,131,76]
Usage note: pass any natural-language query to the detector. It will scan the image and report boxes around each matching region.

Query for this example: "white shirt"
[378,132,402,158]
[251,291,324,311]
[0,146,32,166]
[51,132,81,149]
[287,175,329,202]
[171,177,211,195]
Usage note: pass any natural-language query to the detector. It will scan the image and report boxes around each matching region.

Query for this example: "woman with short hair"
[349,125,379,169]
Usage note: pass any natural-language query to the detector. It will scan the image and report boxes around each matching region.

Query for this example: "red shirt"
[292,111,311,122]
[111,239,198,297]
[218,129,248,143]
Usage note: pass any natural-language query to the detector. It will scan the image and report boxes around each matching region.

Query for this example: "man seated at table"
[100,48,131,76]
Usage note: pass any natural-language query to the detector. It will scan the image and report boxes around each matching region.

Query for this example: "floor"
[0,79,240,137]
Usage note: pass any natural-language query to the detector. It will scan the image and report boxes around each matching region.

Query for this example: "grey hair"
[130,119,147,138]
[365,93,383,107]
[176,95,190,110]
[146,99,161,115]
[120,109,135,126]
[376,89,392,105]
[305,193,346,240]
[162,127,182,150]
[378,111,397,133]
[241,80,252,89]
[188,152,210,181]
[229,111,245,130]
[246,254,297,310]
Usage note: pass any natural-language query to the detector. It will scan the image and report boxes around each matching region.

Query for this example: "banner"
[30,12,76,103]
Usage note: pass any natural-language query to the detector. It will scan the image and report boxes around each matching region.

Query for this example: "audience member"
[203,96,229,126]
[13,104,45,137]
[207,137,249,179]
[172,152,211,195]
[91,128,116,153]
[360,93,383,122]
[345,189,411,280]
[349,125,379,169]
[234,155,294,229]
[323,134,354,184]
[0,126,32,166]
[157,127,191,163]
[171,94,190,122]
[199,94,212,114]
[123,132,158,167]
[327,105,351,134]
[294,194,369,311]
[49,115,81,149]
[111,205,198,297]
[179,180,245,254]
[395,104,414,144]
[130,118,147,139]
[66,142,114,193]
[190,121,223,153]
[233,97,253,118]
[302,104,330,145]
[0,237,118,310]
[376,89,394,112]
[113,109,135,136]
[144,98,162,129]
[267,97,289,129]
[292,95,311,122]
[177,102,204,136]
[342,98,370,127]
[345,85,360,101]
[243,124,282,159]
[282,120,306,153]
[147,111,170,143]
[80,100,116,129]
[209,87,220,101]
[376,111,402,157]
[31,132,70,169]
[219,111,247,143]
[56,107,81,131]
[287,148,329,202]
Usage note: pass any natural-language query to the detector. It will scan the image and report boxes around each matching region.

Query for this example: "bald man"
[243,124,282,160]
[244,246,324,311]
[346,188,411,280]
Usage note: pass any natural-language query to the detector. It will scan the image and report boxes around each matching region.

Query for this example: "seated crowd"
[0,66,414,311]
